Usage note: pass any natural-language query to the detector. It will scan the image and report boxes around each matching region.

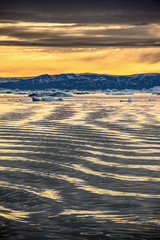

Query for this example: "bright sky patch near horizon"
[0,0,160,77]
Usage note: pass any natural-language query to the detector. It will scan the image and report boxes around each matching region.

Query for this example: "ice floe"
[31,96,63,101]
[71,90,90,94]
[120,97,133,102]
[29,90,73,97]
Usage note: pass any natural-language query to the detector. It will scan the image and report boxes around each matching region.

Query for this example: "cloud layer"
[0,1,160,48]
[0,0,160,76]
[0,22,160,48]
[1,1,160,24]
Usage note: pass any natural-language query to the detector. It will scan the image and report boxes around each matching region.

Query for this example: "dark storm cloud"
[0,22,160,48]
[0,39,160,48]
[0,26,51,39]
[0,0,160,24]
[0,0,160,48]
[0,23,160,47]
[139,52,160,64]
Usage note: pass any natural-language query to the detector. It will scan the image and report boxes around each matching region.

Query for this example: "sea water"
[0,93,160,240]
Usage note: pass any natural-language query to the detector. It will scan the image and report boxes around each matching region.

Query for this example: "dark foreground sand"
[0,93,160,240]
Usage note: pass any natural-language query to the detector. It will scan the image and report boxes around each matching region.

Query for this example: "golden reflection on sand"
[0,205,29,222]
[61,163,160,182]
[58,209,135,224]
[59,209,116,215]
[0,94,160,204]
[0,180,62,202]
[54,98,160,146]
[58,174,160,198]
[0,104,19,115]
[84,156,160,171]
[16,104,57,126]
[0,94,160,141]
[37,189,63,201]
[81,142,160,155]
[59,208,160,225]
[78,148,160,160]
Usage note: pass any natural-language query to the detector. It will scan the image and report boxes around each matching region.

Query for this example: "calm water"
[0,93,160,240]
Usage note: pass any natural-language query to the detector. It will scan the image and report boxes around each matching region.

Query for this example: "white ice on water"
[31,96,63,101]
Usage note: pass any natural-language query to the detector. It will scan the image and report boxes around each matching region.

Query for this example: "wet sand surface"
[0,93,160,240]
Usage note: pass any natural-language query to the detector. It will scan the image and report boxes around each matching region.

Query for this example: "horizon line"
[1,72,160,79]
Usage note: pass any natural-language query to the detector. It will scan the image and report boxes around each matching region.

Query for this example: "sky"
[0,0,160,77]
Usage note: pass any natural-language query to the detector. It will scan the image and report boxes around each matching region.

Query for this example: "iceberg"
[51,91,73,97]
[120,97,133,102]
[31,96,63,101]
[152,86,160,94]
[112,92,125,95]
[0,89,13,94]
[71,90,90,94]
[128,97,133,102]
[29,90,73,97]
[14,91,29,95]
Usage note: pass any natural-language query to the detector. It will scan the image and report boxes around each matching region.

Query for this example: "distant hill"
[0,73,160,90]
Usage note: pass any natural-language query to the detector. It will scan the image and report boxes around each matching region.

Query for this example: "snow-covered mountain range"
[0,73,160,90]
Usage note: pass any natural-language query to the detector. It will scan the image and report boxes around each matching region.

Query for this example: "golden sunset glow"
[0,45,160,77]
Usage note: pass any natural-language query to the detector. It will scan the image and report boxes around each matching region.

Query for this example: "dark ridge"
[0,73,160,90]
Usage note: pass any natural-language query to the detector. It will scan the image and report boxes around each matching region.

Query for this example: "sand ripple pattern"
[0,93,160,239]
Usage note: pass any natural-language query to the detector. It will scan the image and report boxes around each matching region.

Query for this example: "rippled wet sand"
[0,93,160,240]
